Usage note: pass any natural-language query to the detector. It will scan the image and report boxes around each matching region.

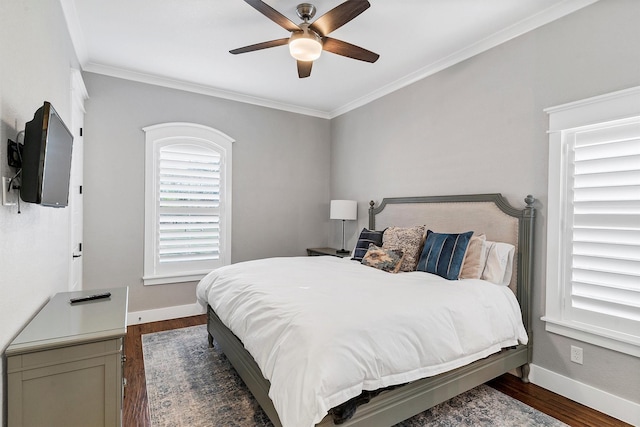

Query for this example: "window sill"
[143,271,210,286]
[542,316,640,358]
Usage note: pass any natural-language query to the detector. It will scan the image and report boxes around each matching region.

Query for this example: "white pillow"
[481,241,515,286]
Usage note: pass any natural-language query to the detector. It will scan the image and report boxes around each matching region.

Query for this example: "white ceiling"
[61,0,597,118]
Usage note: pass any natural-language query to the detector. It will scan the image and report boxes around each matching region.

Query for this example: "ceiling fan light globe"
[289,35,322,61]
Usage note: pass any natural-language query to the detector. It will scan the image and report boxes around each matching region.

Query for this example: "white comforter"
[196,256,528,427]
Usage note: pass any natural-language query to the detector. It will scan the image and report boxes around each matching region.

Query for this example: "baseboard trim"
[530,364,639,426]
[128,302,206,325]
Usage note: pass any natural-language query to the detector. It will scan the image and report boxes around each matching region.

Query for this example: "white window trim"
[543,86,640,357]
[142,123,234,286]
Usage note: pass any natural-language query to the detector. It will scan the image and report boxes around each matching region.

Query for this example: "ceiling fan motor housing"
[296,3,317,21]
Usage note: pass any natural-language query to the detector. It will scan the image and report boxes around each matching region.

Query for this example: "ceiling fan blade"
[230,38,289,54]
[322,37,379,63]
[244,0,301,32]
[309,0,370,36]
[297,60,313,78]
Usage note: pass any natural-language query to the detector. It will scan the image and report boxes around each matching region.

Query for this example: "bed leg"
[208,332,214,348]
[520,363,530,383]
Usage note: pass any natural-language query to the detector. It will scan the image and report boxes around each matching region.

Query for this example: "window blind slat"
[161,151,220,162]
[573,185,640,202]
[160,159,220,171]
[574,138,640,160]
[572,295,640,322]
[162,145,222,157]
[160,200,220,208]
[575,119,640,146]
[573,214,640,229]
[573,242,640,261]
[573,227,640,245]
[574,154,640,175]
[573,281,640,300]
[159,253,220,263]
[160,238,220,247]
[159,214,219,224]
[573,255,639,276]
[159,221,219,228]
[574,170,640,188]
[157,231,220,239]
[161,169,220,179]
[160,176,220,186]
[160,191,220,201]
[573,282,640,308]
[573,268,640,290]
[573,200,640,215]
[160,189,220,198]
[160,245,219,255]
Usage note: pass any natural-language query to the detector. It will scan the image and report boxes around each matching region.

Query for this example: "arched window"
[143,123,233,285]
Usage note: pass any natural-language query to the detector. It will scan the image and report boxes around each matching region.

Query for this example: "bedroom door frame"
[69,69,88,292]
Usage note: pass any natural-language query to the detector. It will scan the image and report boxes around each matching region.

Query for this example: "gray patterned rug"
[143,325,567,427]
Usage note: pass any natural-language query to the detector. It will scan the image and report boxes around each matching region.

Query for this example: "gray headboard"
[368,193,535,336]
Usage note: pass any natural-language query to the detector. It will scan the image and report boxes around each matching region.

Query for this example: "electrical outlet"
[570,345,583,364]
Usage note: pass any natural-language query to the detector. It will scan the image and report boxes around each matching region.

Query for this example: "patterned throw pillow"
[361,244,405,273]
[351,228,385,262]
[417,230,474,280]
[382,225,426,272]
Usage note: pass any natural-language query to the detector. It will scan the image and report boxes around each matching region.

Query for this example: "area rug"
[142,325,567,427]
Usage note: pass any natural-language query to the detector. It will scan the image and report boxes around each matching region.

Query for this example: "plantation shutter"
[567,120,640,335]
[158,144,222,264]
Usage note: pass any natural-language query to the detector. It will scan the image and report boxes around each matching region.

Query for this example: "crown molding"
[82,63,331,119]
[59,0,89,65]
[328,0,599,118]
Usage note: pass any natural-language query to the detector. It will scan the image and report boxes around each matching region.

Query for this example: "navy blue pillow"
[416,230,474,280]
[351,228,384,262]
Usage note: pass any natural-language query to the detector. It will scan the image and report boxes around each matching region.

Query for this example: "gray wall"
[82,73,331,313]
[0,0,79,421]
[330,0,640,403]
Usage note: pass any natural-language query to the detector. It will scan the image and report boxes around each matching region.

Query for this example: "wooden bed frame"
[206,193,536,427]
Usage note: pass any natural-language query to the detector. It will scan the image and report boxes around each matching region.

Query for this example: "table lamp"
[330,200,357,254]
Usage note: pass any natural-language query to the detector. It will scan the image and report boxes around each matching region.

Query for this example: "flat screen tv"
[20,101,74,208]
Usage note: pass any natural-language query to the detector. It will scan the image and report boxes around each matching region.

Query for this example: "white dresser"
[6,287,128,427]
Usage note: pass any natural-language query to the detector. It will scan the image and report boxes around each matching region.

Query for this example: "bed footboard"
[208,305,529,427]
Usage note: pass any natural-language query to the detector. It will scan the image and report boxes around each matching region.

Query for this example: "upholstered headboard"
[369,194,535,333]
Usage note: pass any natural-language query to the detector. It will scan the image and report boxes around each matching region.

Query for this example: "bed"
[196,193,536,427]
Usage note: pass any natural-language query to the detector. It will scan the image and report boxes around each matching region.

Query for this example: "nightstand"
[307,247,352,258]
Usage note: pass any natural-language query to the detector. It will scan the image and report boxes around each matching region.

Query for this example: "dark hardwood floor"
[123,314,207,427]
[124,315,630,427]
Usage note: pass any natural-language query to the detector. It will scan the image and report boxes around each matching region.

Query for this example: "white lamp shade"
[330,200,357,220]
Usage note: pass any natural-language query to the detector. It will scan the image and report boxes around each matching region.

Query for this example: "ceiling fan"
[230,0,379,78]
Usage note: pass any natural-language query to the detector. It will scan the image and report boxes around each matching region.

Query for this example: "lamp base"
[336,249,350,254]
